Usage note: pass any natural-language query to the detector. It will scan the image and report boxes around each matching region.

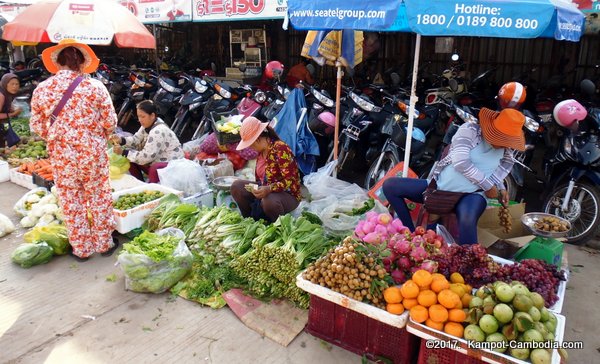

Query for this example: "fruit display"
[384,270,473,333]
[533,216,569,233]
[113,190,165,210]
[432,244,566,307]
[215,117,241,134]
[302,237,389,309]
[462,280,565,363]
[498,206,512,234]
[354,212,407,244]
[1,138,48,166]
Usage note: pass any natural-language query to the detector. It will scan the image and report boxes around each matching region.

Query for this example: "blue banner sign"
[288,0,399,30]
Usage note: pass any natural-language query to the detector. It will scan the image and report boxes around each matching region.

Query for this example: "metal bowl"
[521,212,571,238]
[212,176,241,191]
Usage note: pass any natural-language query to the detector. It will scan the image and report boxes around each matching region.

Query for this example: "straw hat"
[236,116,268,150]
[478,108,526,151]
[42,39,100,74]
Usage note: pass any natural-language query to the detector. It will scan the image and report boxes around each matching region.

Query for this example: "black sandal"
[101,238,120,257]
[69,251,89,262]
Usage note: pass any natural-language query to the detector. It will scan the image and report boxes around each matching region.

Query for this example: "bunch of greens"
[23,224,69,255]
[145,200,200,236]
[350,198,375,216]
[10,117,31,137]
[118,230,193,293]
[230,214,335,308]
[187,207,244,262]
[171,252,247,308]
[11,242,54,268]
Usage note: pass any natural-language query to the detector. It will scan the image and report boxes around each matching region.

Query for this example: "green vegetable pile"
[187,206,245,262]
[350,198,375,216]
[109,151,131,180]
[23,224,70,255]
[145,197,200,236]
[118,230,193,293]
[1,138,47,165]
[11,242,54,268]
[10,117,31,137]
[113,190,165,210]
[229,215,336,308]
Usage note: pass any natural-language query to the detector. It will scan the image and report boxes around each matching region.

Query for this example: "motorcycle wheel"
[118,109,134,128]
[364,152,399,190]
[543,180,600,245]
[504,174,518,202]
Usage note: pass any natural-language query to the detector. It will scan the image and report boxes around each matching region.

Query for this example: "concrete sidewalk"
[1,181,599,364]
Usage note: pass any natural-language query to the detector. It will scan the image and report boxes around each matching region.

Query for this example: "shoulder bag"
[5,119,21,147]
[422,179,471,215]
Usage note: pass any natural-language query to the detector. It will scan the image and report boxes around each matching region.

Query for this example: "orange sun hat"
[236,116,269,150]
[42,39,100,74]
[478,107,526,151]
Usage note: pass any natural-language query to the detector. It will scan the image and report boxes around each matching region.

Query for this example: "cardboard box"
[477,202,536,248]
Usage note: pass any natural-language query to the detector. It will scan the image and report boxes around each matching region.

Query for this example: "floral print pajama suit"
[30,71,118,258]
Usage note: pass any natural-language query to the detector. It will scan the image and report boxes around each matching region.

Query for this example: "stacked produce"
[118,229,193,293]
[187,206,244,262]
[14,188,63,228]
[385,270,473,334]
[232,215,333,308]
[10,117,31,137]
[461,281,566,362]
[498,206,512,234]
[17,159,53,181]
[533,216,569,233]
[354,212,406,244]
[113,190,165,210]
[432,244,566,307]
[215,117,241,135]
[1,138,47,166]
[145,197,200,237]
[302,237,389,309]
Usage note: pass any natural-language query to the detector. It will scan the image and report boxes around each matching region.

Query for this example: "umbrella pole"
[334,62,342,164]
[402,34,422,178]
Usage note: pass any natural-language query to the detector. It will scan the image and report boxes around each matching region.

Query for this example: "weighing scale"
[514,213,571,267]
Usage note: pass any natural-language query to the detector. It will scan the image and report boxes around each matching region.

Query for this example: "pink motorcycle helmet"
[553,99,587,129]
[318,111,336,134]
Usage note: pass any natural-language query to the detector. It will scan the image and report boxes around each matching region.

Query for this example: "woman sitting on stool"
[383,108,525,245]
[111,100,183,182]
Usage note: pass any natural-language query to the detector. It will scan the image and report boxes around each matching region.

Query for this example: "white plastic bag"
[0,213,16,237]
[14,187,49,217]
[117,228,193,293]
[157,159,209,197]
[182,137,204,157]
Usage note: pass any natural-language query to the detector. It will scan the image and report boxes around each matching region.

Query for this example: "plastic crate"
[32,172,54,189]
[306,295,418,364]
[112,183,183,234]
[0,160,9,182]
[9,168,36,189]
[182,189,214,208]
[211,113,242,145]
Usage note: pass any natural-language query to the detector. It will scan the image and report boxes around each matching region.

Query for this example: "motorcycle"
[117,68,158,130]
[153,71,185,126]
[95,64,130,113]
[169,73,213,142]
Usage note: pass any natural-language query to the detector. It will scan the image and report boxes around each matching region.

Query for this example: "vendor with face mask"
[230,117,301,222]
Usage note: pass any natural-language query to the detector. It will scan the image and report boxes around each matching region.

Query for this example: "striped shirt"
[431,122,515,192]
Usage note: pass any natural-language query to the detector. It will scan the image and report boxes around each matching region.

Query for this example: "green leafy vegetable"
[11,242,54,268]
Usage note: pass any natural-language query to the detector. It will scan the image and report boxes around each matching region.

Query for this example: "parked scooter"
[117,68,158,130]
[169,73,213,142]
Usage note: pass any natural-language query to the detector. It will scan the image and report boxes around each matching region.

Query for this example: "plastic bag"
[109,150,131,180]
[23,224,70,255]
[182,137,204,158]
[13,98,31,118]
[14,187,49,217]
[157,159,209,197]
[0,213,16,238]
[11,242,54,268]
[200,155,234,181]
[117,228,193,293]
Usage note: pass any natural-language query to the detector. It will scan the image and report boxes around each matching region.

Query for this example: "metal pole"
[334,63,343,162]
[402,34,422,178]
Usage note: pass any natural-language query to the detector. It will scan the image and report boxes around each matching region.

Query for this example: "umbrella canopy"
[2,0,156,48]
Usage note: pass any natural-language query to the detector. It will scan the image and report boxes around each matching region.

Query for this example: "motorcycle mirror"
[581,79,596,96]
[238,63,247,73]
[449,78,459,92]
[451,53,460,62]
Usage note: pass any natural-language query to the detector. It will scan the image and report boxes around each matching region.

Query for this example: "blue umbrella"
[288,0,585,176]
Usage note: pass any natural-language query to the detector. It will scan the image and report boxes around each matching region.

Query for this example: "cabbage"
[11,242,54,268]
[23,224,70,255]
[0,213,16,237]
[20,215,39,228]
[109,151,131,179]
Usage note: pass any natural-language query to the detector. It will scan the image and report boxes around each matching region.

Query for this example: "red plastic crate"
[306,295,418,364]
[417,338,485,364]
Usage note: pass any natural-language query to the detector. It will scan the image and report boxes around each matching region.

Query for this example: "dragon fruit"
[378,213,393,225]
[410,245,428,262]
[397,256,412,270]
[393,238,412,255]
[411,235,425,247]
[419,260,439,273]
[362,232,382,245]
[391,269,406,284]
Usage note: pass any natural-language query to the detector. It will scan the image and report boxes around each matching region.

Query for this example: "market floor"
[1,182,599,364]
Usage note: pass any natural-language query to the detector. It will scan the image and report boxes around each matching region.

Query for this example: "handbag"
[422,179,470,215]
[5,119,20,147]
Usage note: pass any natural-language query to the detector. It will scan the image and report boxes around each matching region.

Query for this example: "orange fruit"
[425,318,444,331]
[461,294,473,307]
[444,322,464,338]
[431,278,450,293]
[400,280,419,299]
[386,303,405,315]
[383,287,403,304]
[450,272,465,284]
[412,270,433,288]
[417,290,437,307]
[410,305,429,323]
[465,284,473,292]
[431,273,446,281]
[402,298,418,309]
[454,299,463,309]
[448,308,467,323]
[449,283,467,298]
[438,289,461,309]
[429,304,449,323]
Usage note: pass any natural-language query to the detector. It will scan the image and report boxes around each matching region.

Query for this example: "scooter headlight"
[254,90,267,103]
[312,89,334,108]
[455,107,478,124]
[158,78,180,93]
[350,92,381,112]
[194,80,208,93]
[218,87,232,99]
[133,76,146,88]
[524,116,540,133]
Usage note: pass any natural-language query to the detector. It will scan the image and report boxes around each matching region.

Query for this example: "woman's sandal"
[101,238,120,257]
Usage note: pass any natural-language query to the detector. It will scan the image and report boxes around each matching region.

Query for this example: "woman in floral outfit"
[111,100,183,182]
[30,40,118,261]
[231,116,301,222]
